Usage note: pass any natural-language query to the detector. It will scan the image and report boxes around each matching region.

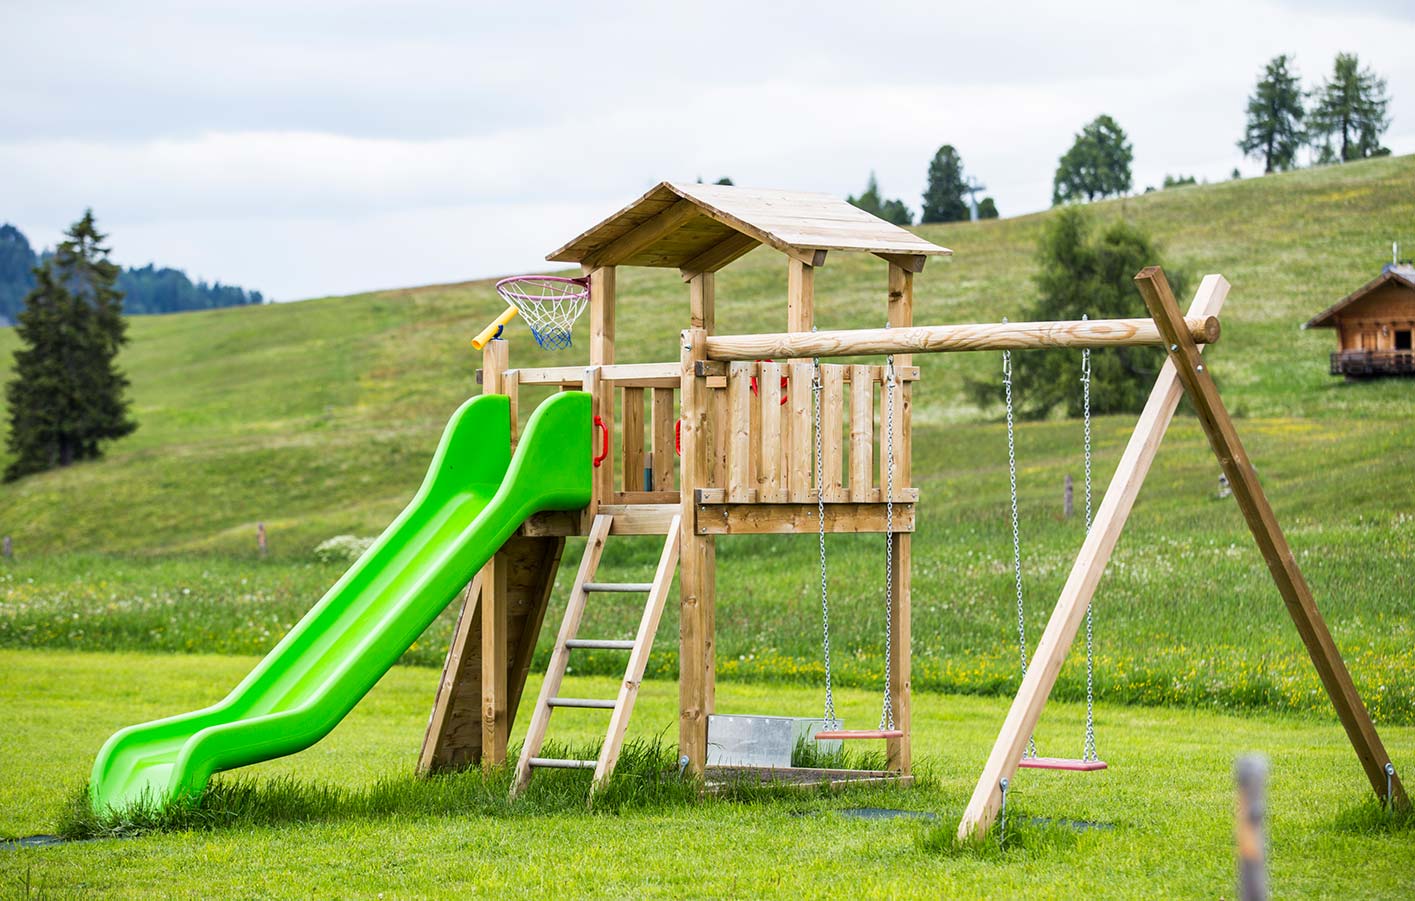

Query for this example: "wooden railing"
[1330,350,1415,377]
[694,360,918,505]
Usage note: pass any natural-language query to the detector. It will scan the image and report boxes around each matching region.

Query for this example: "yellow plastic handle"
[471,304,519,350]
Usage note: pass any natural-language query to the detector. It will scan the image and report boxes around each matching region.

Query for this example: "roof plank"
[546,181,950,270]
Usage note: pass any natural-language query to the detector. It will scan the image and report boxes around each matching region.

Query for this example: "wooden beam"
[678,328,716,774]
[480,552,509,767]
[690,271,715,332]
[874,252,927,273]
[1134,266,1409,813]
[956,273,1231,842]
[418,573,482,773]
[589,267,616,366]
[787,259,815,333]
[679,232,759,279]
[694,502,915,535]
[511,362,679,387]
[885,261,913,774]
[584,199,699,268]
[706,316,1221,361]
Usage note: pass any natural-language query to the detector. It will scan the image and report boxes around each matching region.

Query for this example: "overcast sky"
[3,1,1413,300]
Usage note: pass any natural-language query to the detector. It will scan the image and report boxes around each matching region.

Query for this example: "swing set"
[422,182,1405,840]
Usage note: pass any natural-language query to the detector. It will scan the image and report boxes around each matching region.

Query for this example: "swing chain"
[1082,323,1098,762]
[812,357,838,730]
[1003,348,1036,758]
[881,355,896,732]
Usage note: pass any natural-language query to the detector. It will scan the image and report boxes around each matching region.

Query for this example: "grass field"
[1,157,1414,896]
[2,650,1412,899]
[3,152,1415,723]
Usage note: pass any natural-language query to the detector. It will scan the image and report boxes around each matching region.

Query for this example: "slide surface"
[90,391,591,814]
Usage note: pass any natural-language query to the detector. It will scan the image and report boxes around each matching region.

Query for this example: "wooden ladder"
[511,512,681,798]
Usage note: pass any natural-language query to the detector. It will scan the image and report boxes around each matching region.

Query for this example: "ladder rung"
[547,697,618,709]
[565,639,637,650]
[529,757,597,769]
[582,582,654,593]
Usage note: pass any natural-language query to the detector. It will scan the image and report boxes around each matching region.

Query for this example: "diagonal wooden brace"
[1134,265,1407,813]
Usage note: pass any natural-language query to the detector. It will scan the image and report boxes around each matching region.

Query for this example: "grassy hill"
[2,155,1414,723]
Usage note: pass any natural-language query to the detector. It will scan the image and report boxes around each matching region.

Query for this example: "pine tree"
[1238,55,1306,174]
[967,207,1182,418]
[4,211,136,481]
[846,172,913,225]
[977,197,999,220]
[920,145,969,223]
[1308,53,1391,162]
[1052,115,1133,205]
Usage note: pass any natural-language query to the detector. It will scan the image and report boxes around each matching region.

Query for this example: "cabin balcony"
[1331,350,1415,377]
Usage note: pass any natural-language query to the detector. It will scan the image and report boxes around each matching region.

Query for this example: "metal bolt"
[1197,364,1205,372]
[1170,343,1178,351]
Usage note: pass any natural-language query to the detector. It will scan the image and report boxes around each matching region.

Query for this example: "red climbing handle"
[749,358,790,405]
[675,418,682,456]
[593,415,609,467]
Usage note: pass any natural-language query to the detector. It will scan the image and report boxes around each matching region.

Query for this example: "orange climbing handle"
[471,305,520,350]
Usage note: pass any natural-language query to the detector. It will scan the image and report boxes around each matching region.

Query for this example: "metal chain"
[1003,348,1035,758]
[812,357,838,730]
[880,356,896,731]
[1082,336,1098,762]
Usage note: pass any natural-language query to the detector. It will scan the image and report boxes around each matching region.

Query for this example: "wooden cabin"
[1305,263,1415,378]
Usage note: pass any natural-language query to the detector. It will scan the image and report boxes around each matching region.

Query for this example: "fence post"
[2,536,11,560]
[1063,474,1074,519]
[1236,754,1269,901]
[257,522,268,557]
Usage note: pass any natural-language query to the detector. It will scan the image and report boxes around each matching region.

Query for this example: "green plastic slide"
[89,391,591,815]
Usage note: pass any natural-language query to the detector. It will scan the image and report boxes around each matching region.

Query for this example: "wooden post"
[475,336,512,766]
[1064,474,1074,519]
[590,266,616,508]
[690,271,715,332]
[255,524,266,558]
[885,262,912,773]
[956,274,1231,841]
[787,259,814,333]
[678,327,716,774]
[1236,754,1269,901]
[1135,266,1408,812]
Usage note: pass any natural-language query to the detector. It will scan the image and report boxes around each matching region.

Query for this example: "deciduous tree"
[1052,115,1133,205]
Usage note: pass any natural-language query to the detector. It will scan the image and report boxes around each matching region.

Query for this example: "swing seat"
[814,729,905,741]
[1017,757,1108,772]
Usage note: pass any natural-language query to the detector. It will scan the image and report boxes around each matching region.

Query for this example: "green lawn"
[1,650,1411,899]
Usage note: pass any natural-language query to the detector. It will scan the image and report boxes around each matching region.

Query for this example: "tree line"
[0,222,263,326]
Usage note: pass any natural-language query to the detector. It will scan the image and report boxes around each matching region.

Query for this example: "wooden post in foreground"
[885,261,913,774]
[479,337,511,766]
[678,327,716,773]
[1135,266,1407,812]
[956,274,1231,841]
[1236,754,1269,901]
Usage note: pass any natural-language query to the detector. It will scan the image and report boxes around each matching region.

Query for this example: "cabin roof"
[1304,266,1415,329]
[546,181,952,271]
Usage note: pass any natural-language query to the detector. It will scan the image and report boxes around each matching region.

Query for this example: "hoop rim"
[495,274,590,304]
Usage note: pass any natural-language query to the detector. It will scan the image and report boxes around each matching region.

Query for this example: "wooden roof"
[1303,267,1415,328]
[546,181,952,272]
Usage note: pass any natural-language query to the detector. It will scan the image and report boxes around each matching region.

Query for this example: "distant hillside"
[0,223,263,325]
[1,155,1414,555]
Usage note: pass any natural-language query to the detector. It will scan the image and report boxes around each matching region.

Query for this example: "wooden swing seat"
[814,729,905,741]
[1017,757,1108,772]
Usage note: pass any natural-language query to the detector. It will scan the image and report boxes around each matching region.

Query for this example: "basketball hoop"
[495,275,590,351]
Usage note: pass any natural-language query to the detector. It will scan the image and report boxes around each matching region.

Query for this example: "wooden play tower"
[417,181,1406,839]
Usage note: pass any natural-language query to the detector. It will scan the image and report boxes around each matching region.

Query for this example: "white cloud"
[3,0,1414,298]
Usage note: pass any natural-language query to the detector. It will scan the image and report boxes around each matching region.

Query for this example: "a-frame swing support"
[955,269,1408,841]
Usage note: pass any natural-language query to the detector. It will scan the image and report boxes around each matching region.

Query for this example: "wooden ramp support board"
[956,270,1407,842]
[419,536,564,773]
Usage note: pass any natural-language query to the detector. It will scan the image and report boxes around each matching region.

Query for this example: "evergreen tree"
[1238,55,1306,174]
[0,224,38,325]
[847,172,913,225]
[5,211,136,481]
[1308,53,1391,162]
[1052,115,1133,205]
[920,145,969,223]
[968,207,1182,419]
[977,197,999,220]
